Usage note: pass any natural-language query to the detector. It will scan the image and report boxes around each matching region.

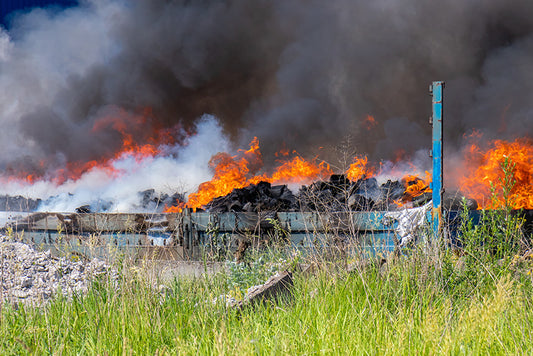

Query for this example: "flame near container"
[2,81,532,259]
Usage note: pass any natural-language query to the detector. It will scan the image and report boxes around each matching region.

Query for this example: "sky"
[1,0,77,27]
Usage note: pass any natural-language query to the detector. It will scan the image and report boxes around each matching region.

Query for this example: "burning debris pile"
[0,131,527,214]
[3,132,528,214]
[202,174,424,213]
[165,134,531,214]
[162,136,440,213]
[298,175,407,212]
[201,174,478,214]
[206,182,297,213]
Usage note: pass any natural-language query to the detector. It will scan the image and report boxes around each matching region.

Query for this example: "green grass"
[2,150,530,354]
[1,250,533,355]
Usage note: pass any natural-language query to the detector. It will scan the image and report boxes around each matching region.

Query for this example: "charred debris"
[0,175,477,214]
[203,174,477,213]
[0,190,184,214]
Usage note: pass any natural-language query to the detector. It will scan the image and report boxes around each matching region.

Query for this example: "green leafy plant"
[265,217,291,244]
[440,156,526,300]
[203,222,232,262]
[460,157,524,261]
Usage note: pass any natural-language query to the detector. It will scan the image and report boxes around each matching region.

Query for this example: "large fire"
[165,137,435,212]
[2,111,179,186]
[165,137,335,212]
[460,138,533,209]
[1,109,530,213]
[169,134,532,212]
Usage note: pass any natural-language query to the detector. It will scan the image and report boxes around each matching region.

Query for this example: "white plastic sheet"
[383,201,432,248]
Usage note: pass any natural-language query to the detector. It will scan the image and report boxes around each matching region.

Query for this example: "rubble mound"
[206,181,298,213]
[205,175,420,213]
[203,175,481,213]
[0,195,42,212]
[298,175,407,211]
[0,236,114,306]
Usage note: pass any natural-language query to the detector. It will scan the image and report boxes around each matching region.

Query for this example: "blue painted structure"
[430,81,444,239]
[10,210,399,260]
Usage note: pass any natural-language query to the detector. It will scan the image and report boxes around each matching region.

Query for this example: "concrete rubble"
[231,270,293,309]
[212,270,294,308]
[0,235,114,306]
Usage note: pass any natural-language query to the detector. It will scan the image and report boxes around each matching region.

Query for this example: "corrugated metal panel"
[7,211,401,260]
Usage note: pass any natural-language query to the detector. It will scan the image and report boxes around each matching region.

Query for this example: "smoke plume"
[0,0,532,181]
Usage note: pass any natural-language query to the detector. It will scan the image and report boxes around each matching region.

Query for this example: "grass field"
[1,244,533,355]
[1,163,531,355]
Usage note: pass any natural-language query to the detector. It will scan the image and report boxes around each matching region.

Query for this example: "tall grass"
[1,158,531,355]
[1,250,533,355]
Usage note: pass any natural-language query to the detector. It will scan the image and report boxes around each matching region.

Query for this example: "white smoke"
[0,116,230,212]
[0,1,121,162]
[375,149,433,184]
[1,0,532,212]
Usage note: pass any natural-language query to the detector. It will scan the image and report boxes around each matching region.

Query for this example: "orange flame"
[270,156,332,185]
[395,172,432,207]
[1,110,180,185]
[363,115,377,130]
[346,155,374,182]
[6,109,530,215]
[166,138,333,212]
[274,148,290,157]
[460,138,533,209]
[168,141,438,212]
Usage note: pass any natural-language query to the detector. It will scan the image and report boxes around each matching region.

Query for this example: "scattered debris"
[138,189,184,211]
[75,205,92,214]
[206,182,297,213]
[0,235,115,306]
[0,195,41,212]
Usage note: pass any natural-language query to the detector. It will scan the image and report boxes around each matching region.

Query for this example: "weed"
[204,222,232,262]
[0,255,531,355]
[440,156,527,302]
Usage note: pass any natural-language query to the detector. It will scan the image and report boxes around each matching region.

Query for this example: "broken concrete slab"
[231,270,293,308]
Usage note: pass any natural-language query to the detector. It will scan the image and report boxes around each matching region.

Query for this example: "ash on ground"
[0,236,114,306]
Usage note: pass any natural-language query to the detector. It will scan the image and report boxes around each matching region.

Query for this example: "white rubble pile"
[0,235,113,306]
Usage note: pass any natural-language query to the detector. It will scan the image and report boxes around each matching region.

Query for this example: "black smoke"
[1,0,533,173]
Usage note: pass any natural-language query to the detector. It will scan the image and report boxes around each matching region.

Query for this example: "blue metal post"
[430,81,444,238]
